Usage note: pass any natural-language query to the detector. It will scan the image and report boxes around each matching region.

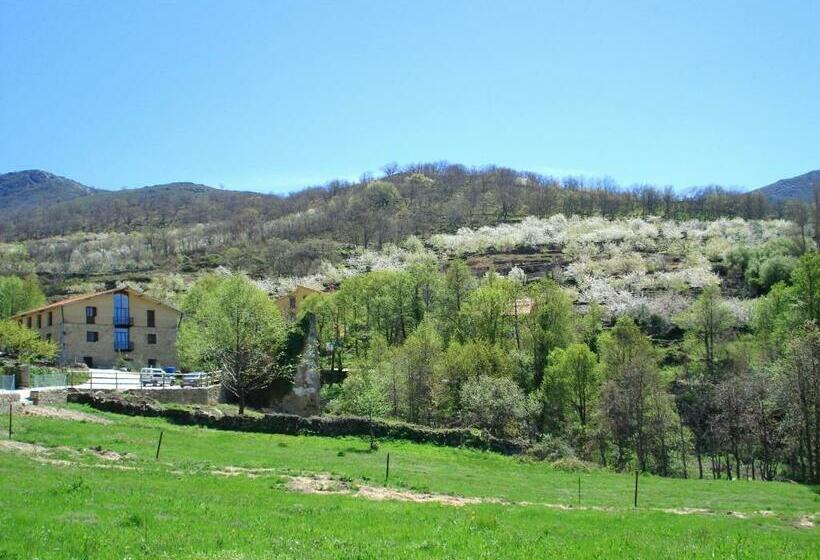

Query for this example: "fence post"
[578,475,581,507]
[155,431,164,460]
[115,369,119,391]
[633,470,639,508]
[385,453,390,485]
[8,404,12,440]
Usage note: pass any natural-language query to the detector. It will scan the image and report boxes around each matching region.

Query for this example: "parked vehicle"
[181,371,210,387]
[140,367,174,387]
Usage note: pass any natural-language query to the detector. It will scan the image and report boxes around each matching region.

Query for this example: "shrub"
[550,457,597,472]
[460,376,528,439]
[529,435,576,462]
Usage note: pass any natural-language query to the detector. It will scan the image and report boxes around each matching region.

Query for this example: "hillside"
[0,170,97,211]
[0,163,811,300]
[0,163,787,245]
[754,169,819,202]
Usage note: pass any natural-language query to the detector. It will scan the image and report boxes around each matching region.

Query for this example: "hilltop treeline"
[309,252,819,483]
[3,162,813,245]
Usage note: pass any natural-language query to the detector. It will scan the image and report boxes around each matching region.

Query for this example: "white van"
[140,367,173,387]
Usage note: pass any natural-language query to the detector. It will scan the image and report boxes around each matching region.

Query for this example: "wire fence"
[30,373,67,389]
[0,375,14,391]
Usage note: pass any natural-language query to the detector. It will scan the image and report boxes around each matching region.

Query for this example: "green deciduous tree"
[597,317,669,472]
[676,285,735,379]
[775,325,820,483]
[0,320,57,362]
[0,275,45,319]
[177,273,289,414]
[527,278,575,390]
[461,272,515,345]
[543,343,599,429]
[329,366,390,450]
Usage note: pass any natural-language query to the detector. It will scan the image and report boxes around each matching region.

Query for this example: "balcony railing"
[113,314,134,327]
[113,342,134,352]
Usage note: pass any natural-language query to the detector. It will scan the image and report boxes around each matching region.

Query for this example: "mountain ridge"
[752,169,819,203]
[0,170,98,210]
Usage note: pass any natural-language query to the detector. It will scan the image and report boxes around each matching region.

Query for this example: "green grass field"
[0,405,817,559]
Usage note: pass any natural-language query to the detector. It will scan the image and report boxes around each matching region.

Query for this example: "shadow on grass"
[342,447,378,455]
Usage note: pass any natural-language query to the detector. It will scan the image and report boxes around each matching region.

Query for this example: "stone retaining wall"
[0,392,21,410]
[29,390,68,406]
[122,385,222,405]
[68,391,528,455]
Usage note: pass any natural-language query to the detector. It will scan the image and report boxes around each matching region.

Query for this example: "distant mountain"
[754,170,819,203]
[0,170,97,211]
[0,173,284,240]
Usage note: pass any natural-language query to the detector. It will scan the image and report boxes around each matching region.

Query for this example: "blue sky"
[1,1,818,193]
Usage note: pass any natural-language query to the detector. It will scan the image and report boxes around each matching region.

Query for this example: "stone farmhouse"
[11,286,181,369]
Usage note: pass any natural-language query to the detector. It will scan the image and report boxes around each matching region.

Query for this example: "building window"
[147,359,157,368]
[147,309,155,327]
[113,292,130,326]
[114,327,131,351]
[147,333,157,345]
[86,306,97,324]
[48,311,53,326]
[86,331,99,343]
[83,356,94,368]
[37,315,42,328]
[27,317,32,328]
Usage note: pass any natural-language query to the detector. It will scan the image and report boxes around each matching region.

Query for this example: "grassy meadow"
[0,405,817,559]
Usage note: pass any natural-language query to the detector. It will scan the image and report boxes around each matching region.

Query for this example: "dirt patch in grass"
[0,440,78,466]
[0,440,54,455]
[662,507,714,516]
[792,516,815,529]
[287,474,350,494]
[286,473,486,506]
[86,445,135,461]
[211,466,279,478]
[21,405,112,425]
[0,440,135,468]
[356,485,484,506]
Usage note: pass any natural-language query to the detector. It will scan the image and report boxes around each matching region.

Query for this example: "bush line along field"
[0,405,817,559]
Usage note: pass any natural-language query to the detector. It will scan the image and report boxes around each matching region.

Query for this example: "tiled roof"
[9,287,180,319]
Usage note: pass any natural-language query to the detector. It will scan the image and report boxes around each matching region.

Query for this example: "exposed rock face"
[274,315,321,417]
